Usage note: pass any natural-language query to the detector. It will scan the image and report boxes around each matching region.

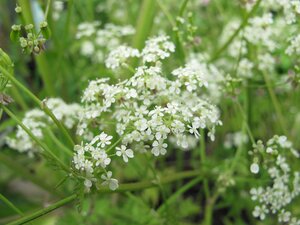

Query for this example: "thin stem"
[179,0,189,16]
[46,129,73,156]
[209,0,262,62]
[203,192,218,225]
[157,176,202,213]
[262,71,288,135]
[1,106,70,173]
[44,0,52,19]
[7,194,77,225]
[156,0,176,27]
[236,100,255,145]
[131,0,156,67]
[0,65,75,147]
[8,169,206,225]
[0,194,24,216]
[200,129,210,199]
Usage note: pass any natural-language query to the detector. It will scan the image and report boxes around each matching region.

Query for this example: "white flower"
[105,45,140,69]
[253,205,269,220]
[81,41,94,56]
[116,145,134,163]
[91,132,113,148]
[151,140,167,156]
[250,163,260,174]
[141,35,175,63]
[84,179,93,191]
[101,171,119,190]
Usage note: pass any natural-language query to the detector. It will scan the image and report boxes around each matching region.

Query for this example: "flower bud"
[25,24,34,31]
[10,25,21,42]
[40,21,51,39]
[15,5,22,13]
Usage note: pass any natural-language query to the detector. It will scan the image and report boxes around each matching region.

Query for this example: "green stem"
[44,0,52,19]
[209,0,262,62]
[236,101,255,145]
[131,0,156,67]
[203,193,218,225]
[156,0,176,27]
[262,71,288,135]
[200,129,210,200]
[0,194,24,216]
[0,65,75,147]
[157,176,202,213]
[179,0,189,16]
[46,129,73,156]
[1,106,70,173]
[8,169,206,225]
[9,87,28,110]
[7,194,76,225]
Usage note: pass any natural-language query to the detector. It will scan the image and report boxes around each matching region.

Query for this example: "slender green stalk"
[1,106,70,173]
[132,0,156,50]
[200,129,210,200]
[156,0,186,62]
[209,0,262,62]
[0,65,75,147]
[8,169,206,225]
[236,101,255,145]
[262,71,288,135]
[157,176,202,213]
[0,194,24,216]
[7,194,77,225]
[203,193,218,225]
[131,0,156,67]
[44,0,52,19]
[46,129,73,156]
[9,87,28,110]
[179,0,189,16]
[156,0,176,27]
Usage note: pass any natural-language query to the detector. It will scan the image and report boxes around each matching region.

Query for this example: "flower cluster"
[76,22,135,63]
[10,6,51,54]
[249,135,300,224]
[220,13,283,79]
[73,35,222,191]
[105,45,140,69]
[247,0,300,24]
[6,98,82,157]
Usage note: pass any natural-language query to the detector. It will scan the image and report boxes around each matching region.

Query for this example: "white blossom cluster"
[186,54,224,103]
[249,135,300,224]
[73,35,222,191]
[105,45,140,69]
[247,0,300,24]
[6,98,82,157]
[286,34,300,56]
[220,13,284,79]
[76,22,135,62]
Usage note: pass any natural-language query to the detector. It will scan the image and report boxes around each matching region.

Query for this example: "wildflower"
[116,145,134,162]
[91,132,113,148]
[105,45,139,69]
[152,140,167,156]
[101,171,119,190]
[249,135,300,223]
[250,163,260,174]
